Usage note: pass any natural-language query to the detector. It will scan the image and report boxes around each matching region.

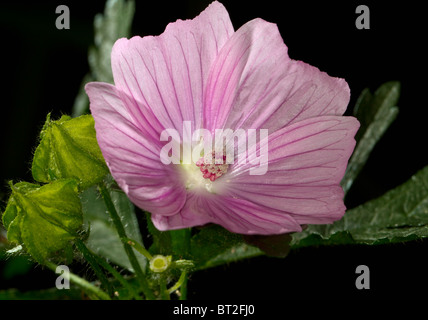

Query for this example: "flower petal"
[151,191,301,235]
[86,82,186,216]
[204,18,350,134]
[150,191,214,231]
[221,115,360,225]
[111,1,234,138]
[208,196,302,235]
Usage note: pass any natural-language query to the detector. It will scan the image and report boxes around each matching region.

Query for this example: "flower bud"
[149,255,172,273]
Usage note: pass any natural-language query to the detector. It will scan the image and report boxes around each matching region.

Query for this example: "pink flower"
[85,1,359,235]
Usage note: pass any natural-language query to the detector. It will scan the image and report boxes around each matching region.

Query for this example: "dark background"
[0,0,427,300]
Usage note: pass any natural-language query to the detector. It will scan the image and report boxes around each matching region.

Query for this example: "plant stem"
[76,239,142,300]
[168,271,187,297]
[160,277,170,300]
[177,228,190,300]
[179,275,188,300]
[98,182,155,300]
[169,228,191,300]
[45,261,111,300]
[123,237,153,260]
[75,239,113,297]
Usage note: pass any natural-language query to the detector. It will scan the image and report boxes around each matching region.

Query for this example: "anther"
[195,151,229,182]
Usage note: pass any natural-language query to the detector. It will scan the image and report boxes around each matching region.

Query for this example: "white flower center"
[180,150,229,193]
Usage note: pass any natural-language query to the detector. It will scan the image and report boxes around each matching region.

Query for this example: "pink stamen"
[196,151,229,182]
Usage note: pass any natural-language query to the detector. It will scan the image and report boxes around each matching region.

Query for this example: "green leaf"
[147,221,263,270]
[354,82,400,138]
[146,226,191,259]
[190,226,263,270]
[170,229,191,258]
[81,184,146,272]
[32,114,108,190]
[341,81,400,194]
[72,0,135,117]
[2,180,83,264]
[293,165,428,247]
[2,196,22,244]
[88,0,135,83]
[146,212,173,256]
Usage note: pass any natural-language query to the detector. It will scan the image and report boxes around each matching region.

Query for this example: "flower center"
[180,150,229,193]
[195,151,229,182]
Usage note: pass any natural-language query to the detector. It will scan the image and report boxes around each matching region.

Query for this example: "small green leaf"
[341,81,400,194]
[81,184,146,272]
[32,114,108,190]
[190,226,262,270]
[89,0,135,83]
[2,180,83,264]
[293,165,428,247]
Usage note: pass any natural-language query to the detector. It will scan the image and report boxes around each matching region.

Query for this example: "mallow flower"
[85,1,359,235]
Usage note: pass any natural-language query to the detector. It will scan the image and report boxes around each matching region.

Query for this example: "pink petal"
[85,82,186,216]
[204,18,350,134]
[208,196,302,235]
[151,190,301,235]
[111,1,234,138]
[221,115,360,225]
[150,191,214,231]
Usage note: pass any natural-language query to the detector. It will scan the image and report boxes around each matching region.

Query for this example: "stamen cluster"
[195,152,229,182]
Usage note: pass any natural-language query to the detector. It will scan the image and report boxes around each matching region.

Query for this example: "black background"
[1,0,427,300]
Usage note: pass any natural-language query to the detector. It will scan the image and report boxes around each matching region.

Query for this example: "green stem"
[179,228,190,300]
[160,277,170,300]
[45,261,111,300]
[94,256,142,300]
[123,237,153,260]
[98,182,155,300]
[168,271,187,297]
[180,275,188,300]
[75,239,113,297]
[170,228,191,300]
[77,239,142,300]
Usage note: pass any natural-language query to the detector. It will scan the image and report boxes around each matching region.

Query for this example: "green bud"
[32,113,108,190]
[172,259,195,271]
[149,255,172,273]
[2,179,83,264]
